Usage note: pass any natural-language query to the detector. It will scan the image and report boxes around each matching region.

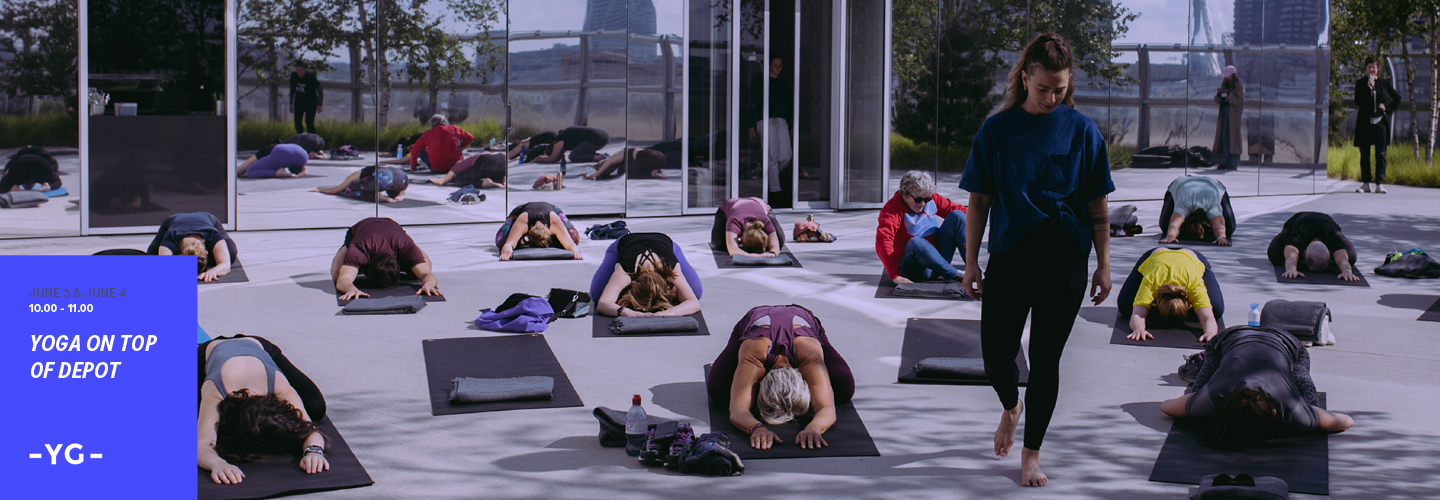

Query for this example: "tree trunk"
[349,38,363,123]
[427,65,439,123]
[1430,17,1438,162]
[1403,45,1419,158]
[375,0,391,129]
[267,40,281,121]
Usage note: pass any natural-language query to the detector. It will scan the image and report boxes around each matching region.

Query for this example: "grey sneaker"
[1356,183,1371,193]
[1376,184,1388,194]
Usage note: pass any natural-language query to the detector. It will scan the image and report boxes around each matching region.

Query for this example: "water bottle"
[624,395,647,457]
[489,137,496,149]
[1248,303,1261,326]
[518,145,527,163]
[396,143,404,159]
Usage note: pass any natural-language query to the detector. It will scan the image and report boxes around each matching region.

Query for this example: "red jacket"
[876,192,966,280]
[410,125,474,173]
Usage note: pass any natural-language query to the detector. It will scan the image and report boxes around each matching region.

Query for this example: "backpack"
[547,288,591,319]
[586,220,630,240]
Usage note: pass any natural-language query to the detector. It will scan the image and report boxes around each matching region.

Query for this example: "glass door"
[683,0,733,214]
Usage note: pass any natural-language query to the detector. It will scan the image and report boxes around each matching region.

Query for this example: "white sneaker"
[1356,183,1371,193]
[1320,318,1336,346]
[1376,184,1388,194]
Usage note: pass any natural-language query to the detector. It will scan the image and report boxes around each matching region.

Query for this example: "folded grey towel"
[1193,474,1289,500]
[511,247,577,260]
[0,191,48,209]
[915,357,988,379]
[341,295,427,314]
[1259,300,1328,340]
[893,281,965,298]
[609,316,700,334]
[1110,204,1139,227]
[732,254,793,266]
[449,376,554,404]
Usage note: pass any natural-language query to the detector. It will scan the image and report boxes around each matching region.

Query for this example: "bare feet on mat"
[1020,447,1047,487]
[994,399,1023,457]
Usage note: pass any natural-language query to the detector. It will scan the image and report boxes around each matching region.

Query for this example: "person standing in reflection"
[1354,57,1400,194]
[748,56,793,207]
[289,61,323,135]
[1212,65,1244,170]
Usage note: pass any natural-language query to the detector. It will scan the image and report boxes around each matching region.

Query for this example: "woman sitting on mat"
[1117,247,1224,342]
[312,166,409,203]
[147,212,238,282]
[330,217,440,300]
[711,197,782,257]
[876,170,967,284]
[1267,212,1361,282]
[427,152,507,188]
[496,201,582,260]
[199,335,329,485]
[1160,325,1353,449]
[2,145,62,192]
[1159,176,1233,246]
[591,232,702,317]
[581,147,669,180]
[237,143,308,178]
[707,305,854,451]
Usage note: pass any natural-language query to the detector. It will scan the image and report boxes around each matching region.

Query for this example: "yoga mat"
[875,274,972,301]
[703,365,880,459]
[199,260,249,284]
[1149,394,1329,495]
[1109,310,1225,349]
[591,311,711,338]
[421,334,583,416]
[897,318,1028,385]
[335,279,447,306]
[708,242,803,268]
[1421,298,1440,322]
[196,416,373,500]
[1271,264,1370,287]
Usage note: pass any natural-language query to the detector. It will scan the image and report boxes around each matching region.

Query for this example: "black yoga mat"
[875,274,972,301]
[897,318,1027,385]
[1421,298,1440,322]
[591,311,711,338]
[1271,264,1371,287]
[381,197,443,209]
[703,365,880,459]
[1149,394,1329,495]
[196,416,373,500]
[335,279,447,306]
[200,260,249,284]
[421,334,584,416]
[1108,310,1225,349]
[707,242,803,268]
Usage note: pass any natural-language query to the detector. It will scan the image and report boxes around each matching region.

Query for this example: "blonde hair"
[1004,32,1076,111]
[618,255,678,312]
[1152,283,1191,324]
[180,238,208,273]
[523,221,553,248]
[739,220,768,254]
[757,367,810,425]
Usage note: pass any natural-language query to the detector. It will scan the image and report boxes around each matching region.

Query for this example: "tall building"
[583,0,657,54]
[1233,0,1325,46]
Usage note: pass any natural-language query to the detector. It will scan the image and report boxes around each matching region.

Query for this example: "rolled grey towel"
[1110,204,1138,228]
[1193,474,1290,500]
[915,357,988,379]
[510,247,577,260]
[609,315,700,334]
[449,376,554,404]
[893,281,965,298]
[341,295,427,314]
[0,191,48,209]
[1258,299,1328,340]
[732,254,793,266]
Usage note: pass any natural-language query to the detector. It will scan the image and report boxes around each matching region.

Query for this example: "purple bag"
[475,297,554,333]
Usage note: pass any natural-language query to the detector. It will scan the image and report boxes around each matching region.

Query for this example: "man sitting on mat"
[1159,175,1233,246]
[428,152,507,188]
[147,212,238,282]
[1117,247,1224,342]
[1160,325,1353,449]
[1267,212,1361,282]
[312,166,409,203]
[199,335,329,485]
[592,232,702,317]
[876,170,967,284]
[707,305,853,451]
[711,197,782,257]
[496,201,582,260]
[237,143,308,178]
[330,217,440,300]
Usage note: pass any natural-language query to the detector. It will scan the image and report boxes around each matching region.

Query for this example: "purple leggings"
[589,240,703,301]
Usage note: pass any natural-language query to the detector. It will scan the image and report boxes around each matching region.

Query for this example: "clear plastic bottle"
[1248,303,1261,326]
[624,395,647,457]
[489,137,496,149]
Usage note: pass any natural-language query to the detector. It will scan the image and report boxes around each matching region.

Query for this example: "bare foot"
[1020,447,1047,487]
[994,400,1023,457]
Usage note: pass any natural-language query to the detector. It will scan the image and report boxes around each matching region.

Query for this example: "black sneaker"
[662,422,694,471]
[679,432,744,476]
[1178,351,1204,383]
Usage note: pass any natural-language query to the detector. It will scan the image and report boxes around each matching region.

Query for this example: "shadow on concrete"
[1377,293,1440,312]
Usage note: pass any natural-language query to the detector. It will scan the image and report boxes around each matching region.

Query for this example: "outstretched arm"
[1160,394,1192,418]
[198,385,244,484]
[1196,306,1219,342]
[1334,249,1359,281]
[536,140,566,163]
[654,271,700,317]
[1128,305,1153,341]
[766,231,781,256]
[199,240,232,282]
[549,214,582,258]
[498,213,529,260]
[1159,213,1185,243]
[596,266,636,317]
[724,231,745,257]
[728,345,781,450]
[796,351,835,450]
[411,251,441,296]
[1210,215,1229,246]
[1315,407,1354,432]
[1281,245,1304,279]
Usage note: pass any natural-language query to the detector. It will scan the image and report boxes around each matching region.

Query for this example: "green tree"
[0,0,78,110]
[239,0,339,121]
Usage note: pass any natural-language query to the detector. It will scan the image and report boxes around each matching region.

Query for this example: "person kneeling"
[329,217,441,300]
[711,197,782,257]
[1267,212,1360,282]
[238,143,308,178]
[591,233,702,317]
[1159,176,1233,246]
[496,202,582,260]
[147,212,238,282]
[1117,247,1224,342]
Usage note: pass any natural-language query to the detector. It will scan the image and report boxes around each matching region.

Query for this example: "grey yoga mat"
[421,334,583,415]
[510,247,577,260]
[703,365,879,459]
[1149,393,1329,495]
[1193,474,1290,500]
[335,279,447,306]
[914,357,987,380]
[341,295,427,315]
[592,311,710,338]
[897,318,1028,385]
[449,376,554,404]
[1270,263,1370,287]
[709,242,802,268]
[1105,308,1225,349]
[876,274,972,301]
[199,260,250,284]
[196,416,372,500]
[609,316,700,335]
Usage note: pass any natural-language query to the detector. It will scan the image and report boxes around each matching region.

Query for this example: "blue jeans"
[899,211,966,281]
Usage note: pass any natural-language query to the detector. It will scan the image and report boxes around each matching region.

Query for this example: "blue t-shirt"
[959,106,1115,254]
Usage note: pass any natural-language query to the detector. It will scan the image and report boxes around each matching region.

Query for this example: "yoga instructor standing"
[959,32,1114,488]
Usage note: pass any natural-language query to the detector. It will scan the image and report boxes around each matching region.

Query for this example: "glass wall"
[686,0,731,212]
[0,0,80,238]
[625,0,685,216]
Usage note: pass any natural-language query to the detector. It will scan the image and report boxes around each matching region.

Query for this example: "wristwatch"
[304,445,324,456]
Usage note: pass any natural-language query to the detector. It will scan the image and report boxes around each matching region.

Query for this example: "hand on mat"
[892,276,914,285]
[961,267,982,300]
[210,463,245,484]
[198,269,225,282]
[750,427,781,450]
[300,453,330,474]
[417,283,442,296]
[1282,269,1305,279]
[572,250,584,260]
[499,246,514,261]
[1337,269,1361,282]
[1159,235,1178,244]
[1213,235,1231,246]
[1127,328,1155,341]
[796,429,828,450]
[619,308,654,317]
[1089,267,1111,305]
[1198,331,1218,343]
[338,288,370,301]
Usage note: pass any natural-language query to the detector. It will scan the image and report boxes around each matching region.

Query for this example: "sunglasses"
[909,194,930,205]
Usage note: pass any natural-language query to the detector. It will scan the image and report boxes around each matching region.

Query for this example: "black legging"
[710,208,784,253]
[1159,192,1236,240]
[981,221,1087,451]
[1116,247,1225,319]
[1,155,62,191]
[197,335,326,422]
[1266,231,1358,270]
[146,212,238,269]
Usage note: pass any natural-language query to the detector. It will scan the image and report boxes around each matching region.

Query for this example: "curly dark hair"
[1202,387,1284,449]
[365,253,400,288]
[212,389,323,463]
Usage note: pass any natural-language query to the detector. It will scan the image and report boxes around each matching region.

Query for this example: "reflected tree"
[0,0,78,111]
[239,0,338,121]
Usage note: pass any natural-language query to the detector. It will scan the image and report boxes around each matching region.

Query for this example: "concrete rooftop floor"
[2,178,1438,499]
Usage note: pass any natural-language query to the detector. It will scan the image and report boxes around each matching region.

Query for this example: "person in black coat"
[1354,57,1401,193]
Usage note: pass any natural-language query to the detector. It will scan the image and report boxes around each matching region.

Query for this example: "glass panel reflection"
[625,0,684,217]
[843,0,885,205]
[687,0,731,211]
[0,0,80,237]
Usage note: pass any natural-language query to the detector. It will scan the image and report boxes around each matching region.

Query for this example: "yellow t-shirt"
[1133,249,1212,311]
